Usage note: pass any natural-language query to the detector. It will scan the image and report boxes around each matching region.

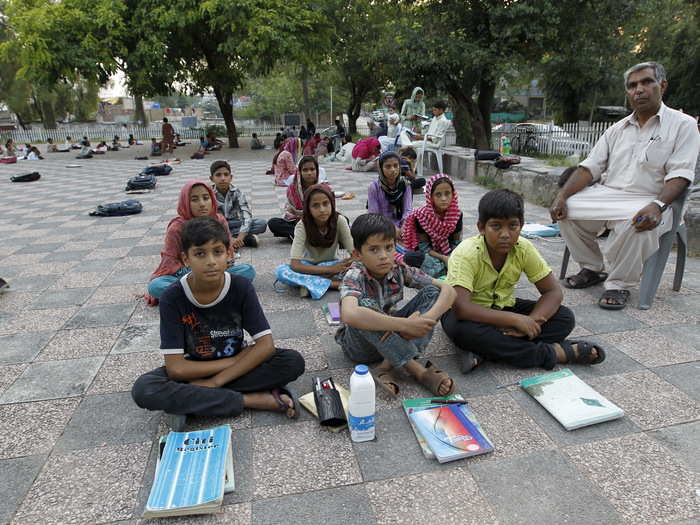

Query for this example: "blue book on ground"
[143,425,232,518]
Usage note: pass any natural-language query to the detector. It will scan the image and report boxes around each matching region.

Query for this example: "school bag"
[89,199,143,217]
[125,173,157,191]
[10,172,41,182]
[0,157,17,164]
[141,164,172,176]
[494,155,521,169]
[474,150,501,161]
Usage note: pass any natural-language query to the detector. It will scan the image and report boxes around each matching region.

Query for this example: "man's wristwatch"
[652,199,668,212]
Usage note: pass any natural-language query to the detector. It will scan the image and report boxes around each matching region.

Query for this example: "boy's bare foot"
[407,360,455,396]
[243,390,297,418]
[552,341,606,365]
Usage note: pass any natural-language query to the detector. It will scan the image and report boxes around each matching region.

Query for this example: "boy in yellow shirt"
[441,189,605,373]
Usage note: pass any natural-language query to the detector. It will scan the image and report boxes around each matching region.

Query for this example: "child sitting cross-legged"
[441,189,606,373]
[132,216,305,430]
[210,160,267,249]
[145,180,255,305]
[400,173,462,278]
[336,213,457,397]
[275,184,354,299]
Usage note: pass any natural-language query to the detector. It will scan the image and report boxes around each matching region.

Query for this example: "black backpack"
[10,172,41,182]
[89,199,143,217]
[126,173,157,191]
[142,165,173,176]
[474,150,501,161]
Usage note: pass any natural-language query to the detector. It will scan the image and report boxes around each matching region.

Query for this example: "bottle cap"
[354,364,369,375]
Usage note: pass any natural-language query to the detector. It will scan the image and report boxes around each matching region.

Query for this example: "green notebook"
[520,369,624,430]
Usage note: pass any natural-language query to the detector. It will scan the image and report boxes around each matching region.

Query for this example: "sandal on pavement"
[373,368,400,397]
[598,289,630,310]
[271,386,300,419]
[460,351,483,374]
[559,340,606,365]
[420,361,456,396]
[564,268,608,289]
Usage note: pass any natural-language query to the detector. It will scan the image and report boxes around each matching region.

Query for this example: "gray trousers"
[335,285,439,368]
[131,348,304,418]
[228,217,267,237]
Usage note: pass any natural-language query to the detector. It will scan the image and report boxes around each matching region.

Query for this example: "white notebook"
[520,369,624,430]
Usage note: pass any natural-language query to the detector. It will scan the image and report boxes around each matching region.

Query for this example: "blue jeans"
[147,264,256,299]
[335,285,439,368]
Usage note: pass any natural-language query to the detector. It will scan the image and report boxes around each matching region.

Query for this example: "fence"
[491,121,613,158]
[0,121,283,144]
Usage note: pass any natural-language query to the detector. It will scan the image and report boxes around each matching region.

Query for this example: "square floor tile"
[367,469,497,525]
[51,271,107,289]
[64,302,136,329]
[111,324,160,354]
[88,351,163,394]
[15,242,64,254]
[31,287,94,309]
[0,455,47,525]
[54,392,161,452]
[0,357,104,403]
[647,421,700,473]
[12,442,150,525]
[103,268,151,286]
[0,307,76,336]
[43,249,92,263]
[0,363,28,396]
[266,309,317,339]
[564,433,698,523]
[86,284,145,305]
[37,326,123,361]
[127,244,162,257]
[602,328,699,367]
[0,331,54,364]
[588,371,700,430]
[0,291,39,312]
[2,274,60,292]
[252,485,375,525]
[652,362,700,401]
[276,336,328,372]
[0,398,80,459]
[570,304,646,334]
[470,449,622,525]
[253,420,361,498]
[141,503,251,525]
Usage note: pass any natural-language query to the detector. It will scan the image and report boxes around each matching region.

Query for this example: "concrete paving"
[0,140,698,524]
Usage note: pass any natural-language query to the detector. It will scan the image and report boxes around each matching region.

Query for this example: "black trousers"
[441,299,575,369]
[131,348,305,417]
[268,217,298,239]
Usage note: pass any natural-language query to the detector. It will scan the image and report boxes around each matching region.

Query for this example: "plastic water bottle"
[348,365,376,442]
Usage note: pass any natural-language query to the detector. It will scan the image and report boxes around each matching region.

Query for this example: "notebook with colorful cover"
[520,368,624,430]
[144,425,232,518]
[403,396,494,463]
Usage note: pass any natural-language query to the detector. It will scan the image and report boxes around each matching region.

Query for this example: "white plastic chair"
[559,186,695,309]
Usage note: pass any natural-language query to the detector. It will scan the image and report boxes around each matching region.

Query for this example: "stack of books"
[403,396,494,463]
[143,425,235,519]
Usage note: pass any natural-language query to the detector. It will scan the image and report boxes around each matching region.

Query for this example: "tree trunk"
[562,90,580,123]
[301,64,311,120]
[347,96,363,136]
[214,86,239,148]
[477,77,495,145]
[40,99,57,129]
[134,94,148,126]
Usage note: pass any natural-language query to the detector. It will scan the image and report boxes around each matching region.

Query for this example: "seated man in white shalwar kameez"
[550,61,699,310]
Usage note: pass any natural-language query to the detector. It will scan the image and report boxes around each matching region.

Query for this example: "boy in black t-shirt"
[132,217,305,430]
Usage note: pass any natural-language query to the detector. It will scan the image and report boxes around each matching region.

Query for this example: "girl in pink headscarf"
[274,137,301,186]
[145,180,255,305]
[400,174,462,277]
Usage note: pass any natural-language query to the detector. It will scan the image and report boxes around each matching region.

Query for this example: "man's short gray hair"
[623,62,666,88]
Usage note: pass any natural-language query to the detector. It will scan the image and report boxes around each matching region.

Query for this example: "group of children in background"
[133,157,606,429]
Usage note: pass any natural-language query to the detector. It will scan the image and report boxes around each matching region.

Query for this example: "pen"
[430,399,468,404]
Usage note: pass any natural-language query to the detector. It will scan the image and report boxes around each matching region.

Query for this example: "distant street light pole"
[330,86,333,126]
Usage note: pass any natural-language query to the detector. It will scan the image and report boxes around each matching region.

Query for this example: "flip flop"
[560,340,606,365]
[271,385,300,419]
[341,193,356,200]
[0,278,9,292]
[598,289,629,310]
[563,268,608,289]
[460,351,483,374]
[373,368,400,397]
[420,361,456,396]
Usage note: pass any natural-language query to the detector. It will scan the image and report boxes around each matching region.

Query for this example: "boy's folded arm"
[164,353,238,382]
[452,286,519,328]
[423,279,456,321]
[530,273,563,323]
[207,334,275,387]
[340,296,407,332]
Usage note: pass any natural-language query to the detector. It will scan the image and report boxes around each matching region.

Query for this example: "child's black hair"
[210,160,231,177]
[557,166,577,188]
[433,100,447,110]
[477,189,524,225]
[400,146,417,160]
[181,216,230,253]
[351,213,396,250]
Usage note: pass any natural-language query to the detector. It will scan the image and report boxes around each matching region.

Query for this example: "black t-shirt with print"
[159,273,270,360]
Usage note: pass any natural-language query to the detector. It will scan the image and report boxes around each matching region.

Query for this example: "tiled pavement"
[0,142,699,525]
